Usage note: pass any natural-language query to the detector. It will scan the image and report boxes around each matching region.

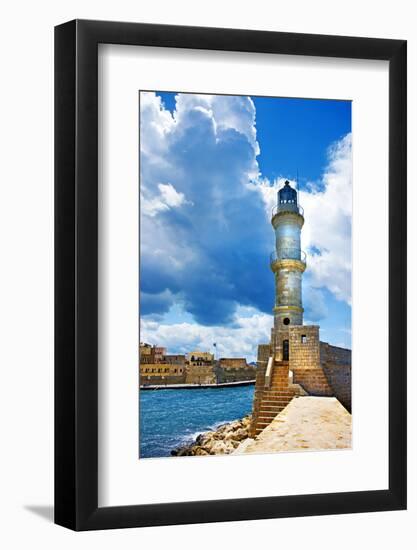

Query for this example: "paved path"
[235,396,351,454]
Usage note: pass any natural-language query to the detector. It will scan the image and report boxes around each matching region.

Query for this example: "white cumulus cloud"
[141,182,192,217]
[140,306,273,362]
[301,133,352,304]
[254,134,352,305]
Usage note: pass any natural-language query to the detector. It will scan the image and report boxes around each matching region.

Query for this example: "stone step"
[261,393,295,399]
[254,424,271,433]
[255,409,289,415]
[256,400,292,407]
[255,401,293,408]
[257,409,282,416]
[256,406,289,413]
[257,411,282,418]
[259,402,289,408]
[257,390,294,395]
[255,392,292,397]
[254,400,291,413]
[256,417,278,424]
[259,390,294,394]
[255,395,294,401]
[259,403,289,409]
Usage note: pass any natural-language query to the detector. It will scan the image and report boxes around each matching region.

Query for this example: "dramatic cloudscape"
[139,92,351,361]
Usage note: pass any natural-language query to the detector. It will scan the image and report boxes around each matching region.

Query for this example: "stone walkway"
[235,396,351,454]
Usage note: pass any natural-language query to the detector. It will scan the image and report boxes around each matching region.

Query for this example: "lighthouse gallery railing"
[271,203,304,217]
[270,248,306,266]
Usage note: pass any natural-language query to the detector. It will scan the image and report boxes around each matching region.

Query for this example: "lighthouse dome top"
[274,180,304,217]
[278,180,297,205]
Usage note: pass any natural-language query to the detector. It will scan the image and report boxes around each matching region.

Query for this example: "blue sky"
[140,92,352,361]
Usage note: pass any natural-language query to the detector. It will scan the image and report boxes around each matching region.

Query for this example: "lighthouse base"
[250,325,352,436]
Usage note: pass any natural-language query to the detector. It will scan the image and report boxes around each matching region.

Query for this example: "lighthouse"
[271,180,306,325]
[270,180,306,360]
[250,179,352,437]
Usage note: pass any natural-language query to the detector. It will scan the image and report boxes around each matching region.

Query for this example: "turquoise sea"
[139,385,254,458]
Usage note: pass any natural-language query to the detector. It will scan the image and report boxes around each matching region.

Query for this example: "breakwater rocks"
[171,415,252,456]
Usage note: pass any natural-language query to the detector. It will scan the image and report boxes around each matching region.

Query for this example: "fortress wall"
[322,364,351,412]
[257,343,271,364]
[215,366,256,384]
[250,344,271,433]
[320,342,352,412]
[140,374,186,386]
[254,343,270,394]
[289,329,344,397]
[185,364,216,385]
[321,342,351,365]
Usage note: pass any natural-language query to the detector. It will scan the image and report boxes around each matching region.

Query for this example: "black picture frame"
[55,19,407,531]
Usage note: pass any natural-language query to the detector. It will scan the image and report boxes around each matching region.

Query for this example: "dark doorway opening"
[283,339,289,361]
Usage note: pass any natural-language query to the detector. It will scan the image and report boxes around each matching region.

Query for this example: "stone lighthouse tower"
[250,180,352,437]
[271,181,306,357]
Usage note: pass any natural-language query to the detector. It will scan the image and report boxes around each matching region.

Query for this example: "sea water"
[139,385,254,458]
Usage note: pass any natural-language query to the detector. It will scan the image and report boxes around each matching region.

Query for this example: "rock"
[171,415,252,456]
[209,440,228,454]
[233,428,249,441]
[194,447,209,456]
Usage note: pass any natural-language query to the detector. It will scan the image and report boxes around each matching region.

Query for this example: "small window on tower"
[283,317,290,325]
[301,335,307,343]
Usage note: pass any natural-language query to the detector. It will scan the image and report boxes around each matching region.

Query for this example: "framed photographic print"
[55,19,407,530]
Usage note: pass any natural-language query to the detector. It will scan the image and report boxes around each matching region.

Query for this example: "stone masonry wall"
[289,327,339,397]
[250,343,271,432]
[322,364,351,412]
[185,364,216,385]
[274,328,289,361]
[289,325,321,370]
[320,343,352,412]
[140,373,186,386]
[292,368,333,396]
[257,343,272,364]
[214,366,256,384]
[320,343,351,365]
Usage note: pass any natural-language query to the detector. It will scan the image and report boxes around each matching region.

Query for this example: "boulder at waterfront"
[171,415,252,456]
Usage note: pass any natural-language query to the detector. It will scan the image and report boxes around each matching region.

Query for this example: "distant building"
[164,354,186,366]
[186,351,214,366]
[139,343,167,364]
[219,358,248,370]
[139,344,256,386]
[139,362,186,385]
[215,358,256,384]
